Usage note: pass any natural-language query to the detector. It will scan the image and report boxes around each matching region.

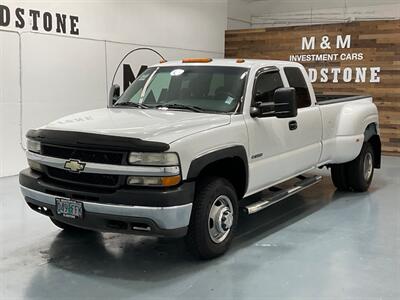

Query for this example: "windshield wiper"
[114,102,148,109]
[155,103,204,113]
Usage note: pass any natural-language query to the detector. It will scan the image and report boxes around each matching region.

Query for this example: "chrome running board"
[244,175,322,214]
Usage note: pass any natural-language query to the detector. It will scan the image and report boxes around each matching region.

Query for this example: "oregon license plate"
[56,198,83,219]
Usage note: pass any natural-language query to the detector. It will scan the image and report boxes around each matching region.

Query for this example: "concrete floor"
[1,157,399,300]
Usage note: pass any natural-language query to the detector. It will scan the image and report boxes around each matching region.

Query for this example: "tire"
[50,217,91,232]
[346,142,374,192]
[185,177,238,259]
[331,163,350,191]
[330,142,374,193]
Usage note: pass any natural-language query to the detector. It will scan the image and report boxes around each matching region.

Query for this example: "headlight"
[127,152,181,187]
[128,152,179,166]
[27,139,41,153]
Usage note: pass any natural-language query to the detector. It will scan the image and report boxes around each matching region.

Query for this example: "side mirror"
[250,106,261,118]
[250,101,274,118]
[273,87,297,118]
[108,84,121,107]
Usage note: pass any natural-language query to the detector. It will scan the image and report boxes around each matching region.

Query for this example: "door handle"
[289,120,297,131]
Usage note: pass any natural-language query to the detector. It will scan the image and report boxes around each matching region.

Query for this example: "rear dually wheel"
[330,142,375,192]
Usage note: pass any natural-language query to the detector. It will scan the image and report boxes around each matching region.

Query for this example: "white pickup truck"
[20,58,381,259]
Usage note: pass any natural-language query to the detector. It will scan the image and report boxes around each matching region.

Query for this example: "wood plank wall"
[225,20,400,155]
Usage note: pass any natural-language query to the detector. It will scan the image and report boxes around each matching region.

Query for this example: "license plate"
[56,198,83,219]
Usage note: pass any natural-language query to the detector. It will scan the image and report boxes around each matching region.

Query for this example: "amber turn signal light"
[161,175,182,187]
[182,58,213,63]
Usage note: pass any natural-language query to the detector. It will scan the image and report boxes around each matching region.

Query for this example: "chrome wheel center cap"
[208,195,234,244]
[217,208,233,232]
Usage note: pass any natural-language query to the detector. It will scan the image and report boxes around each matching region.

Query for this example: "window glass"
[254,71,283,103]
[209,73,224,96]
[123,68,154,103]
[143,72,171,104]
[117,66,249,113]
[284,67,311,108]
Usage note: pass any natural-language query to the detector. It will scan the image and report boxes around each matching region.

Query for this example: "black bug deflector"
[27,129,170,152]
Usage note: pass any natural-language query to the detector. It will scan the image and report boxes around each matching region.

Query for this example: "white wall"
[0,0,227,177]
[0,31,21,177]
[227,0,252,29]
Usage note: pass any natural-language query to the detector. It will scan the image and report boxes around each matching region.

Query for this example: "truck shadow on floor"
[38,177,356,284]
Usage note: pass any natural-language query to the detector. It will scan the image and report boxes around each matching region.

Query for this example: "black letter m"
[123,64,148,91]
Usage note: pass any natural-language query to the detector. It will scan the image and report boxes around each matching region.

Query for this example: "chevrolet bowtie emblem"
[64,159,86,173]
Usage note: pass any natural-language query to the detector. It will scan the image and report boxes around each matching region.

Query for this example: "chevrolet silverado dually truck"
[20,58,381,259]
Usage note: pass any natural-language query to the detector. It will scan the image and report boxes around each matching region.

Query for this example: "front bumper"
[19,169,194,237]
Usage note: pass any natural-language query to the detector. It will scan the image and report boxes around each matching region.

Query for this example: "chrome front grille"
[46,166,121,188]
[40,144,125,188]
[41,144,126,165]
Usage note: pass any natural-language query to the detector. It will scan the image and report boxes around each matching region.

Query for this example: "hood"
[44,108,231,144]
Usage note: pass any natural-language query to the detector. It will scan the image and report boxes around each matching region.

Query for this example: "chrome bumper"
[20,185,192,230]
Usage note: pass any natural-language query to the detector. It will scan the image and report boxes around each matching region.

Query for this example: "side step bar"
[244,175,322,214]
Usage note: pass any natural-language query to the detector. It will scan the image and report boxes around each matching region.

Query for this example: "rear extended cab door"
[244,64,323,195]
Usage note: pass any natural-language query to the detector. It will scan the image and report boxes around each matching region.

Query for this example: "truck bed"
[316,94,368,105]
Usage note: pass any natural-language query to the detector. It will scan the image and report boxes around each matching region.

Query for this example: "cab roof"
[152,58,302,69]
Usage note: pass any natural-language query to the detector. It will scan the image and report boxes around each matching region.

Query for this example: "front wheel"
[185,177,238,259]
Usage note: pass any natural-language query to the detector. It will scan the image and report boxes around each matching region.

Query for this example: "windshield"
[115,66,249,113]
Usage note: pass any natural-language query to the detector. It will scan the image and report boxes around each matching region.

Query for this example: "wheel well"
[196,157,247,199]
[364,123,381,168]
[369,135,381,168]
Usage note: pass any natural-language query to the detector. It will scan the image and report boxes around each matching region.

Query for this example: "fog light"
[128,176,161,186]
[127,175,181,187]
[28,159,43,173]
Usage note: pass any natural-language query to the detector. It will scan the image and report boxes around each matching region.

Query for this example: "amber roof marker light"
[182,58,213,63]
[236,58,245,63]
[159,59,167,63]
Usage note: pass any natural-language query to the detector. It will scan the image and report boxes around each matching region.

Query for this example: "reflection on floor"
[1,156,399,300]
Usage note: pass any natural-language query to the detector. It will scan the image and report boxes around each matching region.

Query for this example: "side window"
[254,71,283,103]
[284,67,311,108]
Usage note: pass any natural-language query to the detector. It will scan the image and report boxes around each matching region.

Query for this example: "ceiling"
[240,0,400,16]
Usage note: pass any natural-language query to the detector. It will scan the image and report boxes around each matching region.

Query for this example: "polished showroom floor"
[1,156,399,300]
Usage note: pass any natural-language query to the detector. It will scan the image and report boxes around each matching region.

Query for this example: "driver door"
[245,67,321,195]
